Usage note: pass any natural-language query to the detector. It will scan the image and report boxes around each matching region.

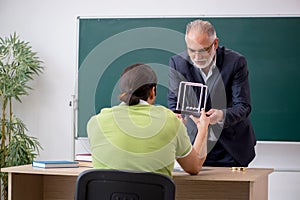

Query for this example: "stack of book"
[75,153,92,162]
[75,154,92,167]
[32,160,79,168]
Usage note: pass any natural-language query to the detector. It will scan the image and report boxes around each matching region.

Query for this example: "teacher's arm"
[167,56,188,111]
[222,56,252,128]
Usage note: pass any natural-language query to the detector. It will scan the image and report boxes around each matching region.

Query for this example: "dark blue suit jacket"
[168,46,256,166]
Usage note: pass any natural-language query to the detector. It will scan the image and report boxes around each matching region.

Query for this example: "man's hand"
[206,109,224,124]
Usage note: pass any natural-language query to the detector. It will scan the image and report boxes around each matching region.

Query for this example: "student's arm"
[176,110,209,175]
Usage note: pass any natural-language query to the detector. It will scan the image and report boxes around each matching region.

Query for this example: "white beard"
[192,59,209,69]
[192,54,215,69]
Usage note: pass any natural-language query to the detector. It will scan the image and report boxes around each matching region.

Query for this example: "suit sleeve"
[168,57,180,111]
[223,56,252,128]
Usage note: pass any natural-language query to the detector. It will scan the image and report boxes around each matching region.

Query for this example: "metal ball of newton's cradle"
[186,106,198,110]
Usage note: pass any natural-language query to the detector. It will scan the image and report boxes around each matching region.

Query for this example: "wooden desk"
[173,167,273,200]
[1,165,273,200]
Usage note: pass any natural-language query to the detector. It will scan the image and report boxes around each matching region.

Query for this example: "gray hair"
[185,19,217,39]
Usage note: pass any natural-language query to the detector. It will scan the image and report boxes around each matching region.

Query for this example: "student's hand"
[206,109,224,124]
[190,110,210,129]
[176,113,188,124]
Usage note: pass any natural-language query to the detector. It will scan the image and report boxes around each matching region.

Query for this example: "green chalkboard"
[77,17,300,141]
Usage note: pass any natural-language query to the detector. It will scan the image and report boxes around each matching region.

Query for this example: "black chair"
[74,169,175,200]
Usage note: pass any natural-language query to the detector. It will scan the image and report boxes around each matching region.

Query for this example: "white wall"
[1,0,300,199]
[249,142,300,200]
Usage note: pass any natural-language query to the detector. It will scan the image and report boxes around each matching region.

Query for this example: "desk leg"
[250,175,268,200]
[7,173,11,200]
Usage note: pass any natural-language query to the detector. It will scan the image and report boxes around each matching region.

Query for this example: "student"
[87,63,209,177]
[168,19,256,167]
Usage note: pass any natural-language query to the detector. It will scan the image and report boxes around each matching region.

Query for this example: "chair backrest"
[75,169,175,200]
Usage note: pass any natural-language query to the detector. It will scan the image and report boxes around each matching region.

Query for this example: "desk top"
[1,164,273,182]
[173,167,273,182]
[1,164,90,176]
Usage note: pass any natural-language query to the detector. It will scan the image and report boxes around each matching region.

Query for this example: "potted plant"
[0,33,43,200]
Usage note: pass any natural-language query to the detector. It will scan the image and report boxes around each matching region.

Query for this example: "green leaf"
[0,33,44,197]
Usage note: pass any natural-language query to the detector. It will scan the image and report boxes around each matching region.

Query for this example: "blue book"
[32,160,79,168]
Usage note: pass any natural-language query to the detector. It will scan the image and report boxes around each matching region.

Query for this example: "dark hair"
[120,83,156,106]
[119,63,157,106]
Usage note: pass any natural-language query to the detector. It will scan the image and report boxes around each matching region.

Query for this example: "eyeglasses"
[187,39,215,54]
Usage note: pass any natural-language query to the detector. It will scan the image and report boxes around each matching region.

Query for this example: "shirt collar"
[139,99,149,105]
[120,99,149,105]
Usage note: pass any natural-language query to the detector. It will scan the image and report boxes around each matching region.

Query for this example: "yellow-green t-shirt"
[87,103,192,177]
